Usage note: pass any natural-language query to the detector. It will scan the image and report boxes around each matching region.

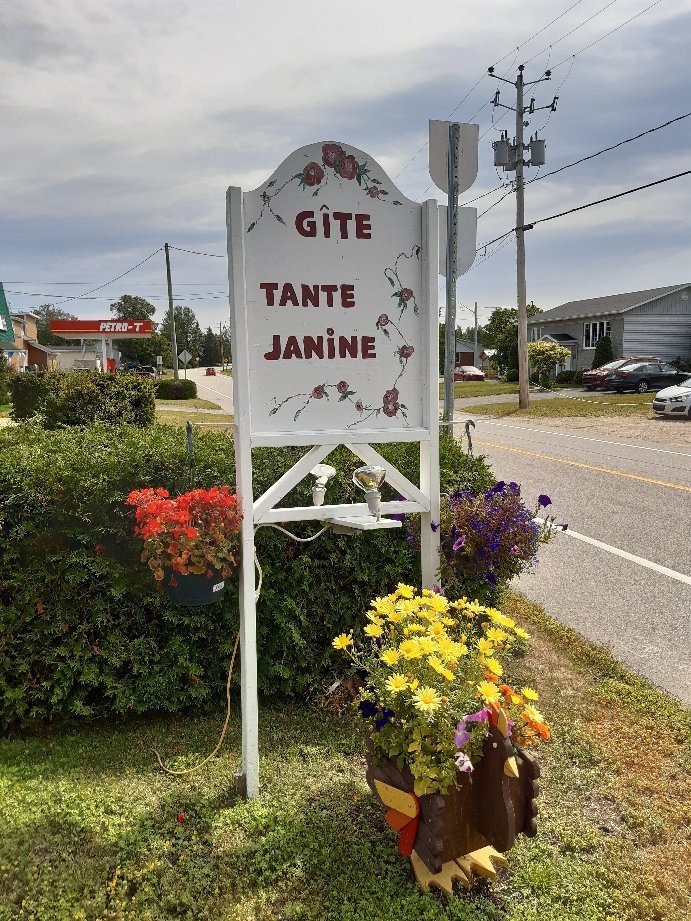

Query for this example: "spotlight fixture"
[352,465,386,520]
[309,464,336,507]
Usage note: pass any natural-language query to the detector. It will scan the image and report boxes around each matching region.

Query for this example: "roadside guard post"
[227,141,447,798]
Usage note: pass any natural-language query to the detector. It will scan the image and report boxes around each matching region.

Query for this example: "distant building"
[454,337,477,367]
[1,311,57,371]
[527,284,691,371]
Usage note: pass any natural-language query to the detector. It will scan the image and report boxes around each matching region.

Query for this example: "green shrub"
[0,352,10,405]
[555,370,575,384]
[574,369,584,385]
[506,368,519,382]
[592,334,614,369]
[10,370,155,427]
[0,424,494,728]
[156,378,198,400]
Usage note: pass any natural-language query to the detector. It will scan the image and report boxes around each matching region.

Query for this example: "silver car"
[652,377,691,418]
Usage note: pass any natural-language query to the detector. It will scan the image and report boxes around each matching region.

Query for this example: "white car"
[652,377,691,418]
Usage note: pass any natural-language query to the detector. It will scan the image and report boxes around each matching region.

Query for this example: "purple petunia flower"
[538,494,552,507]
[455,751,474,773]
[453,534,466,551]
[464,708,491,723]
[430,521,439,532]
[358,700,378,719]
[454,729,471,748]
[374,708,395,731]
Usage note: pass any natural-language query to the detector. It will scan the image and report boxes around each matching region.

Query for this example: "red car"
[582,357,660,390]
[454,366,485,382]
[205,367,217,376]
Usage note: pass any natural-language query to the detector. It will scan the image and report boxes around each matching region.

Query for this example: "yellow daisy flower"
[417,637,437,655]
[523,704,545,723]
[412,686,442,714]
[399,639,423,659]
[485,627,510,645]
[403,623,425,634]
[477,680,500,704]
[521,687,539,701]
[364,623,383,638]
[380,648,400,667]
[428,622,446,639]
[477,638,495,656]
[514,627,530,640]
[395,583,415,599]
[385,673,409,694]
[332,633,352,650]
[482,657,503,678]
[387,610,404,624]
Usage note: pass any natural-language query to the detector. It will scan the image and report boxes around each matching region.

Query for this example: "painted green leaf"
[267,180,276,188]
[387,276,395,287]
[247,222,256,233]
[393,201,402,205]
[382,328,390,338]
[379,189,389,196]
[356,174,362,186]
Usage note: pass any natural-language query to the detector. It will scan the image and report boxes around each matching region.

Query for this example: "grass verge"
[155,410,234,427]
[156,398,222,410]
[459,394,653,418]
[438,382,519,399]
[0,404,10,417]
[1,591,688,921]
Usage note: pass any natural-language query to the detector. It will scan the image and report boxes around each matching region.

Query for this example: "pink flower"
[355,401,364,411]
[311,385,326,399]
[303,162,324,187]
[383,401,400,417]
[377,314,389,326]
[398,345,414,360]
[322,143,345,168]
[367,187,380,197]
[338,155,358,180]
[400,288,413,301]
[383,388,399,405]
[337,380,349,394]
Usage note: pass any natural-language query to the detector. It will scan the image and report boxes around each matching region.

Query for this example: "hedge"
[0,423,494,729]
[156,379,198,400]
[10,370,155,428]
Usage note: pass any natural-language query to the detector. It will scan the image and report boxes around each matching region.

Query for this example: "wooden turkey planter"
[366,720,541,894]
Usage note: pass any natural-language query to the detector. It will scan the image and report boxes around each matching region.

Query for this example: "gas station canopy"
[49,320,153,339]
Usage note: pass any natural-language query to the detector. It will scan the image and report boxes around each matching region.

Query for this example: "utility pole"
[443,122,461,423]
[473,301,479,368]
[489,65,557,409]
[219,321,224,367]
[164,243,179,381]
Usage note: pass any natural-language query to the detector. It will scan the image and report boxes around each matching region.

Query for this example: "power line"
[551,0,666,69]
[529,168,691,227]
[523,0,621,66]
[169,245,225,258]
[50,248,163,306]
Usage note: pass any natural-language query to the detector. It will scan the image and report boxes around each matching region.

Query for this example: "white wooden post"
[226,187,260,798]
[420,199,441,589]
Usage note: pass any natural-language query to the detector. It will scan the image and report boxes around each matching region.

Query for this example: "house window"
[583,320,611,348]
[529,327,542,342]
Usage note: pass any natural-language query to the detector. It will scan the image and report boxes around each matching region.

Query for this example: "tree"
[527,340,570,387]
[592,334,613,369]
[200,327,222,366]
[33,304,78,346]
[109,295,162,366]
[484,303,542,373]
[160,306,204,367]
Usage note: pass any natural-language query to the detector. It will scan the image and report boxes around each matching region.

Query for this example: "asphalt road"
[184,368,690,704]
[463,415,691,705]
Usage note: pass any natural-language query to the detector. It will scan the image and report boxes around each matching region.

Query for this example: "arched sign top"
[230,140,437,446]
[247,140,419,211]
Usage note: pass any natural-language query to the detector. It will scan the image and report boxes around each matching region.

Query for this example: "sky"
[2,0,690,332]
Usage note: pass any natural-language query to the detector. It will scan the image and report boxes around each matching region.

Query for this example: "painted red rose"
[312,385,326,399]
[367,186,380,198]
[399,345,414,359]
[377,314,389,326]
[355,401,364,411]
[401,288,413,301]
[303,162,324,187]
[337,380,349,394]
[338,155,358,180]
[383,401,400,417]
[383,388,399,405]
[322,143,345,168]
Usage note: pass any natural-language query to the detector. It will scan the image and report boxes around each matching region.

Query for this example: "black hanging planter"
[162,569,226,606]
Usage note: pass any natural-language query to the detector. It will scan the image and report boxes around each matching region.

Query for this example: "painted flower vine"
[247,143,403,232]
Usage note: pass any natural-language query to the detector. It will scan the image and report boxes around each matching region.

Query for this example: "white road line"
[469,418,691,459]
[554,526,691,586]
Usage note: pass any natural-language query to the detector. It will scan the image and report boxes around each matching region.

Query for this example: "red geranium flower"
[322,143,345,168]
[312,385,326,399]
[400,288,413,301]
[337,380,349,394]
[367,187,380,197]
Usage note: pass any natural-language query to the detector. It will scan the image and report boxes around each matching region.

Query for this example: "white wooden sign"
[227,141,441,798]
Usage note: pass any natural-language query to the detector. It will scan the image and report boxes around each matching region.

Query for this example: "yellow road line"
[475,440,691,493]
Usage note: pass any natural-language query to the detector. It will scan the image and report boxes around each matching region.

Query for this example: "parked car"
[136,366,157,380]
[652,378,691,418]
[582,357,659,390]
[205,367,217,376]
[454,366,485,382]
[603,361,682,393]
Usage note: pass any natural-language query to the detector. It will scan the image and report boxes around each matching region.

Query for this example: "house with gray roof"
[527,283,691,371]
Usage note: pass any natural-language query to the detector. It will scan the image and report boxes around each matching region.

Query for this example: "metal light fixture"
[309,464,336,507]
[352,465,386,520]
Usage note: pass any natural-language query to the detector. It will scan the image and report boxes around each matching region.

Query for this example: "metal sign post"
[227,140,444,798]
[178,349,192,379]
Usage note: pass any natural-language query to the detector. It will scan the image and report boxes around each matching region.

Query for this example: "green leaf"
[387,276,395,287]
[247,222,256,233]
[267,180,276,188]
[274,214,286,225]
[356,174,362,186]
[393,201,402,205]
[382,328,390,338]
[379,190,389,196]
